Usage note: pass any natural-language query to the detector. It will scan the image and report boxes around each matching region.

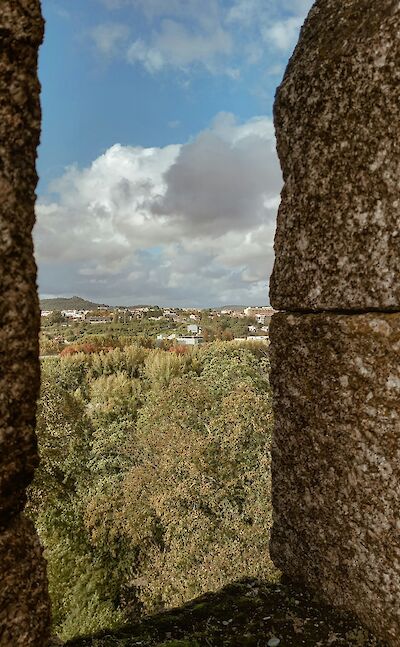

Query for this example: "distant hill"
[40,296,110,311]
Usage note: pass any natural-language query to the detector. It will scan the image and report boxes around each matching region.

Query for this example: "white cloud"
[262,16,304,52]
[127,39,164,72]
[98,0,233,74]
[93,0,314,75]
[228,0,313,54]
[35,113,282,306]
[127,18,233,73]
[101,0,220,24]
[98,0,126,8]
[226,0,264,26]
[91,23,130,56]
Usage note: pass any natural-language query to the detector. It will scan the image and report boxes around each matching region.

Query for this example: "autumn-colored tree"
[121,353,276,612]
[169,344,188,355]
[29,341,276,641]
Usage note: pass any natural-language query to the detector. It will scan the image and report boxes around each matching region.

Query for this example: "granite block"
[270,1,400,311]
[270,311,400,645]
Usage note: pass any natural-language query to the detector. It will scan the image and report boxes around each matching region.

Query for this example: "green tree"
[30,340,276,640]
[121,349,276,612]
[48,310,65,324]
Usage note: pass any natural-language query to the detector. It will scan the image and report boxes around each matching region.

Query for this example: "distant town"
[40,297,275,354]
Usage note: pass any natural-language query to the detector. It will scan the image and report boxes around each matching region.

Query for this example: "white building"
[61,309,89,320]
[176,336,204,346]
[87,316,110,324]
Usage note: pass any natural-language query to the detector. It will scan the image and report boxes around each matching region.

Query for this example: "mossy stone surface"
[62,578,385,646]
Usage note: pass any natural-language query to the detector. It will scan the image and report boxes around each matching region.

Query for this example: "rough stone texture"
[0,2,50,645]
[270,0,400,311]
[0,515,50,646]
[270,311,400,645]
[63,578,385,647]
[0,0,43,522]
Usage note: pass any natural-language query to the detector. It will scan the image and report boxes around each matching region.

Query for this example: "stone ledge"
[60,578,385,647]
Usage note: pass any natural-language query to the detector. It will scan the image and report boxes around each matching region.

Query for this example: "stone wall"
[270,0,400,311]
[0,2,50,645]
[269,1,400,645]
[2,1,399,645]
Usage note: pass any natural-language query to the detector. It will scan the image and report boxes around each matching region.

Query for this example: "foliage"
[61,343,101,356]
[29,341,274,641]
[123,375,274,612]
[40,333,66,355]
[199,314,258,341]
[143,351,188,388]
[40,317,179,351]
[48,310,65,325]
[89,346,149,380]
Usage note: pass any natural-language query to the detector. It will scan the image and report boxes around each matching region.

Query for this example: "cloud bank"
[35,113,282,306]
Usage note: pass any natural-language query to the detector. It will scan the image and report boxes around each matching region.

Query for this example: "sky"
[36,0,313,307]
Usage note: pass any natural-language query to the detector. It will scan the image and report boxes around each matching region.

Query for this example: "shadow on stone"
[60,577,386,647]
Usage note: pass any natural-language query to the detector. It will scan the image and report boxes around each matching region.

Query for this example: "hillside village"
[40,297,274,352]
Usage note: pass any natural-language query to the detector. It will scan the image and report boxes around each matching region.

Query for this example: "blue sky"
[36,0,313,306]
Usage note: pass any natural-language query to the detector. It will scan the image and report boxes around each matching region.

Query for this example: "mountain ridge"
[40,296,271,312]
